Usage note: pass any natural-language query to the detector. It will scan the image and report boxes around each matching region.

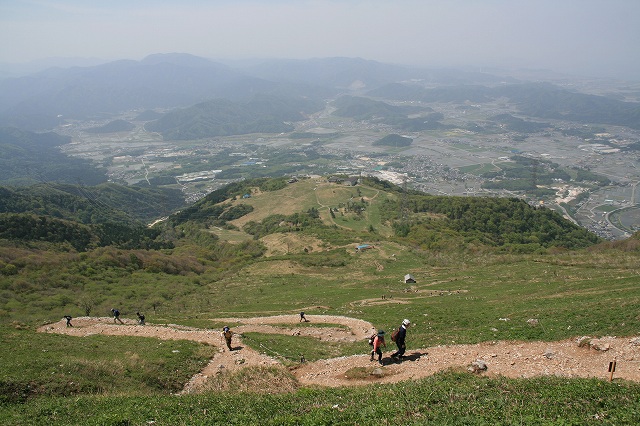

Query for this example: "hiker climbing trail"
[39,316,640,392]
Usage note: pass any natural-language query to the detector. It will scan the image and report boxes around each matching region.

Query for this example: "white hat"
[402,319,411,326]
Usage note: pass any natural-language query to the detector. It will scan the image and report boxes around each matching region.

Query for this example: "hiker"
[370,330,386,364]
[111,308,124,324]
[391,319,410,360]
[136,312,145,325]
[222,326,234,351]
[63,315,73,327]
[300,311,308,322]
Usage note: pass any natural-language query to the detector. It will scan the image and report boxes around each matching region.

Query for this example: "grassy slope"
[3,246,640,423]
[3,373,640,424]
[2,179,640,423]
[0,325,214,402]
[220,178,395,236]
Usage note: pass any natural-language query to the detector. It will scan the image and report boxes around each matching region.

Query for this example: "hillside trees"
[0,212,173,251]
[0,127,107,186]
[373,134,413,147]
[0,214,94,251]
[169,177,291,228]
[243,210,325,239]
[0,183,185,224]
[146,95,324,140]
[381,195,600,250]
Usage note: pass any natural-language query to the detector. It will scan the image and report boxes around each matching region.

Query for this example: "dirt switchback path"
[39,315,640,392]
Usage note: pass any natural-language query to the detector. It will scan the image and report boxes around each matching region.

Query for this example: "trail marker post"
[608,358,617,382]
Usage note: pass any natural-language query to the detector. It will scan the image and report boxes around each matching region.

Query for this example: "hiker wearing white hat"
[391,319,410,360]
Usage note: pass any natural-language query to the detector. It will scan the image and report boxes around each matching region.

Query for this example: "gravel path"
[39,315,640,393]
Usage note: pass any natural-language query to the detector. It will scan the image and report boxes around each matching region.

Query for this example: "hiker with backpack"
[136,311,145,325]
[391,319,410,361]
[221,326,234,351]
[111,308,124,324]
[369,330,386,364]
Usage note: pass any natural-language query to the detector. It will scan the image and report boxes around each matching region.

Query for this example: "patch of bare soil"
[350,298,411,307]
[38,315,640,394]
[261,233,328,257]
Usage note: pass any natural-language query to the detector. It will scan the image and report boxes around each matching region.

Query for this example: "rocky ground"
[38,315,640,393]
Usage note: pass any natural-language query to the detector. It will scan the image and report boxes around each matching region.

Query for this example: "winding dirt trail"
[38,315,640,393]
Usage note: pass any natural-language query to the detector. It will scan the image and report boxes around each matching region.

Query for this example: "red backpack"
[368,333,376,345]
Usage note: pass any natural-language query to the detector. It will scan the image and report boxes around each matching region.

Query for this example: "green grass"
[180,248,640,360]
[595,204,618,213]
[2,372,639,425]
[207,226,253,243]
[0,325,214,403]
[3,202,640,422]
[242,332,365,364]
[449,143,486,152]
[224,179,394,237]
[267,321,349,329]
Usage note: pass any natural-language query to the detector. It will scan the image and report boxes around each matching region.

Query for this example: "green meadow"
[2,177,640,424]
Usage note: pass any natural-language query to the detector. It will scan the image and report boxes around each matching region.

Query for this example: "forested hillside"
[85,119,135,133]
[0,182,185,251]
[0,183,184,224]
[146,94,325,140]
[331,95,447,131]
[0,127,106,186]
[165,176,602,253]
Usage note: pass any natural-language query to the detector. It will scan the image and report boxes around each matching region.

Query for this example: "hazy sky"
[1,0,639,79]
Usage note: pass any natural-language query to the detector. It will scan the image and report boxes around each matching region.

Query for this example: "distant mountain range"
[0,53,274,130]
[0,54,512,131]
[0,53,639,134]
[369,81,640,130]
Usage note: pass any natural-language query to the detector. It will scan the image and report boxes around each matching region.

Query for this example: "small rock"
[576,336,591,347]
[544,349,555,359]
[469,359,487,374]
[589,339,611,352]
[370,368,384,377]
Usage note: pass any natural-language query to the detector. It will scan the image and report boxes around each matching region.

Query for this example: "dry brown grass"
[342,366,390,380]
[203,366,299,394]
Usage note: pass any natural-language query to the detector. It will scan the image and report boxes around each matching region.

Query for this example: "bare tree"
[77,296,95,316]
[151,299,163,313]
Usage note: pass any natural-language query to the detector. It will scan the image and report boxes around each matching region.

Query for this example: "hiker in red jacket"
[370,330,387,364]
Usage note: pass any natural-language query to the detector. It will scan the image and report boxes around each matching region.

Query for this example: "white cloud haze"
[1,0,639,79]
